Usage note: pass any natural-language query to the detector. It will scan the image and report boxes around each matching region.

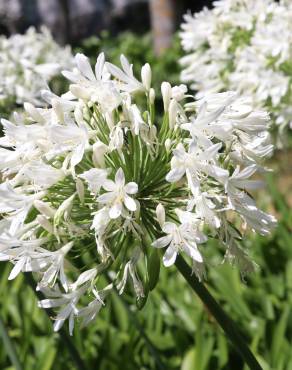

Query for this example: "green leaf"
[0,317,22,370]
[181,349,196,370]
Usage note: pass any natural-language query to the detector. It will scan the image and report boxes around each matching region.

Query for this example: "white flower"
[171,84,187,101]
[12,161,65,189]
[64,53,121,113]
[105,55,145,93]
[79,168,109,196]
[0,26,73,107]
[166,142,228,187]
[97,168,138,219]
[180,0,292,141]
[77,288,107,327]
[152,215,205,267]
[49,120,90,170]
[38,242,74,291]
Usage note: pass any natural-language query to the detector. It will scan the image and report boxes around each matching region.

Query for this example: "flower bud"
[141,63,152,91]
[76,178,85,204]
[165,138,172,152]
[54,193,75,224]
[156,203,165,227]
[34,200,56,218]
[92,141,108,168]
[24,102,44,123]
[149,88,155,105]
[161,82,172,111]
[36,215,53,233]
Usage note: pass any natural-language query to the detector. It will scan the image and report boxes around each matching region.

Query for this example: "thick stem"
[175,255,263,370]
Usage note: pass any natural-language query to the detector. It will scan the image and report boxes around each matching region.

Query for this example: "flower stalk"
[175,255,263,370]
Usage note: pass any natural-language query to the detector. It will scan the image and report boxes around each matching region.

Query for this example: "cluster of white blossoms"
[0,52,276,334]
[0,26,73,109]
[180,0,292,140]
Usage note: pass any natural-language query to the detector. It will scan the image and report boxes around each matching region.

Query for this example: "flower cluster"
[0,26,73,110]
[180,0,292,143]
[0,52,276,334]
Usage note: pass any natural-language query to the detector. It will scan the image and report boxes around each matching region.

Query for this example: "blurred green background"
[0,32,292,370]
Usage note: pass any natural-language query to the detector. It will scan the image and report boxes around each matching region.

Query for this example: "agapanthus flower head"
[180,0,292,144]
[0,26,73,110]
[0,52,276,334]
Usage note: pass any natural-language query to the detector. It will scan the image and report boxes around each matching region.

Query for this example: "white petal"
[71,144,85,168]
[53,319,65,332]
[152,235,172,248]
[38,297,68,308]
[24,102,44,123]
[106,62,129,83]
[162,222,176,234]
[109,202,122,219]
[60,265,68,292]
[95,53,105,80]
[163,246,177,267]
[183,243,203,263]
[102,180,116,192]
[124,182,138,194]
[120,54,133,76]
[8,258,26,280]
[69,313,75,336]
[62,70,79,83]
[166,167,185,183]
[97,192,115,203]
[75,53,96,81]
[124,194,137,212]
[115,168,125,186]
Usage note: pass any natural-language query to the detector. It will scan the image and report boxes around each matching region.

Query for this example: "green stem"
[0,316,22,370]
[24,274,88,370]
[175,255,263,370]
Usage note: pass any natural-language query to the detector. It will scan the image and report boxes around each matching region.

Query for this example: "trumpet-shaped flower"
[97,168,138,219]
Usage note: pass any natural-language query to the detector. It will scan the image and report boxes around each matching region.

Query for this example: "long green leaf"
[0,316,22,370]
[175,255,263,370]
